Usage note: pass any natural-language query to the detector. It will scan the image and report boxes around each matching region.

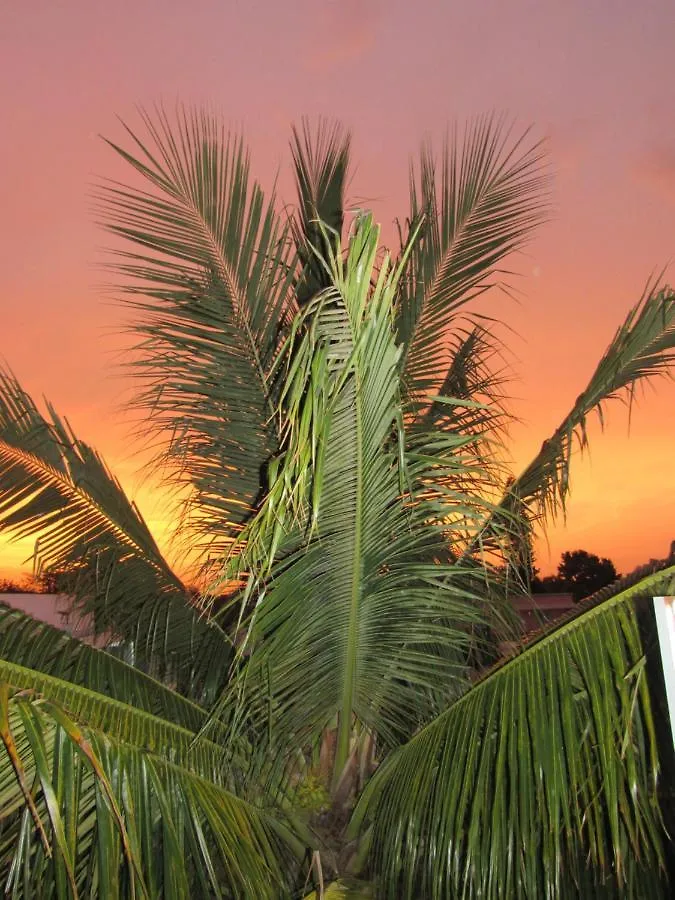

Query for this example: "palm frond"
[0,675,306,898]
[0,603,206,733]
[411,323,515,562]
[97,106,295,555]
[396,116,548,406]
[353,566,675,899]
[470,282,675,573]
[464,284,675,584]
[0,368,229,697]
[420,324,511,438]
[291,119,352,307]
[507,280,675,520]
[217,218,499,785]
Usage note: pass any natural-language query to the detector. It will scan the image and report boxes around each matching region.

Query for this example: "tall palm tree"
[1,108,674,898]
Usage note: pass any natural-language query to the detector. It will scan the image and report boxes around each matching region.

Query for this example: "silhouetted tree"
[558,549,618,600]
[532,573,569,593]
[36,568,72,593]
[532,550,619,599]
[0,575,37,593]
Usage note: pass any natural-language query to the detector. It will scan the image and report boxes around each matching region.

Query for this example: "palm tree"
[1,108,674,898]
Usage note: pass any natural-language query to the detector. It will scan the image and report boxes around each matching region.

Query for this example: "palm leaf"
[507,280,675,519]
[353,566,675,899]
[291,119,351,307]
[420,323,511,439]
[0,368,229,696]
[472,282,675,574]
[0,616,307,895]
[0,603,206,733]
[0,653,231,781]
[218,218,498,785]
[97,106,295,555]
[410,323,514,575]
[0,677,306,898]
[396,116,548,406]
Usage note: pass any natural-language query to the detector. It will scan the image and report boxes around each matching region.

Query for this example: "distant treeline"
[0,571,65,593]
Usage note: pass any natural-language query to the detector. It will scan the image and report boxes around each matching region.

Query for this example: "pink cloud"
[543,116,600,176]
[633,144,675,202]
[305,0,381,72]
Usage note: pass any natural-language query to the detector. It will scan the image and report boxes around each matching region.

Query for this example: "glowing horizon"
[2,0,674,583]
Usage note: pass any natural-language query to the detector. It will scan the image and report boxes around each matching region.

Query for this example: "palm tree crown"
[1,108,674,898]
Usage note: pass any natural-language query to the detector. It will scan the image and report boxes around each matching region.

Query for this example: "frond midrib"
[423,564,675,736]
[335,373,365,781]
[169,181,279,425]
[0,655,229,777]
[0,438,180,588]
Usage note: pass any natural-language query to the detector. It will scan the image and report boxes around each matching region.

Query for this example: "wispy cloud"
[304,0,381,72]
[633,144,675,202]
[543,116,600,176]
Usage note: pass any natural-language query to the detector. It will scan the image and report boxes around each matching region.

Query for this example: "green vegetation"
[1,109,674,897]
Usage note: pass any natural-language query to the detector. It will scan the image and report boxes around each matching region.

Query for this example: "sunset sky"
[1,0,674,580]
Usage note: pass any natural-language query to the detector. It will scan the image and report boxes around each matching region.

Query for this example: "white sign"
[653,596,675,750]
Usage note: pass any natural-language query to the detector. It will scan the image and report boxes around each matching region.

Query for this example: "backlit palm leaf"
[420,324,511,439]
[291,119,352,307]
[508,280,675,518]
[478,282,675,569]
[0,368,228,696]
[98,107,295,555]
[396,116,548,406]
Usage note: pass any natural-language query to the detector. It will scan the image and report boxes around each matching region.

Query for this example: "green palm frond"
[0,613,307,894]
[353,566,675,899]
[471,282,675,572]
[508,280,675,519]
[396,116,548,405]
[420,324,511,440]
[411,323,514,563]
[0,603,206,733]
[0,643,233,782]
[0,368,170,576]
[218,218,499,784]
[291,119,352,307]
[98,106,295,555]
[0,675,306,898]
[467,285,675,576]
[0,368,229,696]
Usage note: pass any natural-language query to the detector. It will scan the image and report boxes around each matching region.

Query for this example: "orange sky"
[1,0,674,580]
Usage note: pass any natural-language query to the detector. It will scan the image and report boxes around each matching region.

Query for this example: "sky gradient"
[1,0,674,580]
